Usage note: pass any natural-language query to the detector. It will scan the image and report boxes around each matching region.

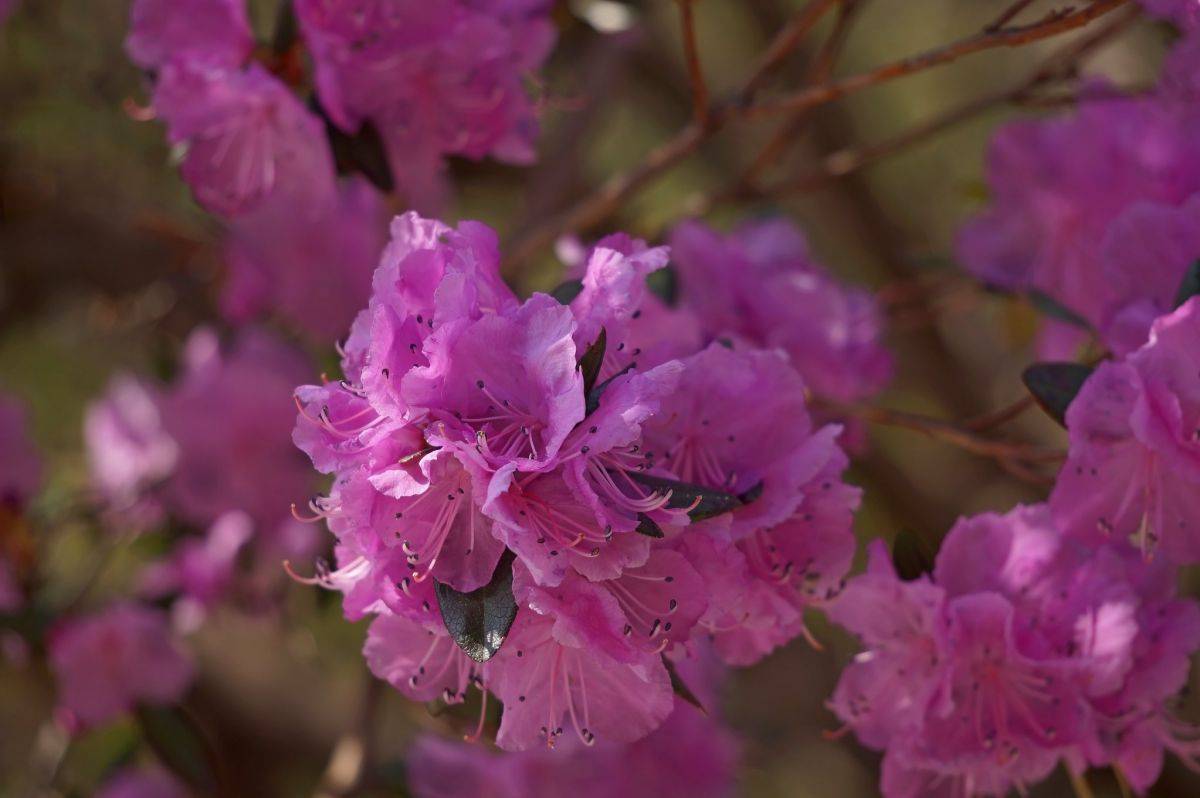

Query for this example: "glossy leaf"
[578,327,606,398]
[635,512,665,538]
[628,473,745,522]
[134,705,218,793]
[550,279,584,305]
[664,656,707,715]
[585,363,634,417]
[1021,362,1094,428]
[1174,260,1200,309]
[1027,290,1091,329]
[434,549,519,663]
[892,529,936,582]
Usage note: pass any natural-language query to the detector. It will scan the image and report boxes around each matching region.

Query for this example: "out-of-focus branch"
[987,0,1040,31]
[740,0,843,103]
[675,0,710,126]
[825,398,1070,472]
[740,0,865,188]
[742,0,1131,119]
[503,0,1130,267]
[713,2,1141,205]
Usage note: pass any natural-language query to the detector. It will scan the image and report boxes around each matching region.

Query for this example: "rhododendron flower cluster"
[48,602,194,729]
[291,211,863,749]
[957,27,1200,358]
[1050,297,1200,563]
[668,218,892,405]
[828,505,1200,796]
[408,659,739,798]
[84,326,318,619]
[294,0,556,207]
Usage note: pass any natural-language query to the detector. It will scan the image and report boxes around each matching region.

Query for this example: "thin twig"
[822,400,1064,465]
[747,2,1140,200]
[741,0,1131,119]
[740,0,843,103]
[676,0,710,126]
[987,0,1040,31]
[503,0,1129,267]
[964,395,1036,431]
[741,0,866,187]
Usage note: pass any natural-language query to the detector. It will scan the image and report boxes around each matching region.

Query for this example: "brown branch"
[823,400,1064,465]
[745,2,1141,199]
[741,0,865,187]
[741,0,1131,119]
[503,0,1130,268]
[676,0,710,126]
[987,0,1041,31]
[740,0,843,103]
[965,395,1036,432]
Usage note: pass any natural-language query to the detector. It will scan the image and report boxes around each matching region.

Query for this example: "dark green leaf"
[1027,290,1091,329]
[312,98,395,192]
[628,473,745,522]
[646,266,678,306]
[434,549,519,663]
[550,279,585,305]
[578,328,606,398]
[891,529,935,582]
[635,513,664,538]
[271,1,298,54]
[134,705,218,792]
[1021,362,1094,428]
[664,656,707,715]
[585,363,634,416]
[1174,260,1200,309]
[737,481,764,504]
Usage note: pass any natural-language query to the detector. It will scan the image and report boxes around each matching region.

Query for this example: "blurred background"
[1,0,1197,795]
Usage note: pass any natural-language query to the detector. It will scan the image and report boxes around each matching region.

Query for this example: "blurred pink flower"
[49,603,193,729]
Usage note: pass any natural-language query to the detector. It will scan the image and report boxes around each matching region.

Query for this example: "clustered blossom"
[291,211,863,749]
[48,602,194,729]
[84,326,317,620]
[957,26,1200,357]
[668,218,892,405]
[408,655,740,798]
[828,505,1200,796]
[1050,298,1200,563]
[294,0,556,208]
[125,0,554,340]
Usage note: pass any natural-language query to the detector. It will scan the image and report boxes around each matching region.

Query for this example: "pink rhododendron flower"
[956,45,1200,355]
[642,344,840,537]
[140,510,253,630]
[294,0,555,208]
[668,218,892,404]
[49,603,193,729]
[1097,195,1200,355]
[95,765,188,798]
[1050,298,1200,563]
[152,59,336,217]
[125,0,253,70]
[161,327,316,555]
[222,176,389,340]
[829,504,1200,796]
[291,212,858,749]
[488,608,674,750]
[84,374,177,525]
[0,390,40,508]
[408,701,739,798]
